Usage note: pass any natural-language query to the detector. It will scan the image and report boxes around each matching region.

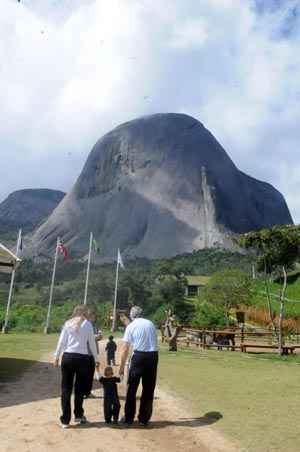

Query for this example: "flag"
[93,238,100,253]
[57,240,69,260]
[117,248,125,269]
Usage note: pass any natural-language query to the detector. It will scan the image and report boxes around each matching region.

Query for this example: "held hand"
[119,365,124,377]
[54,358,59,368]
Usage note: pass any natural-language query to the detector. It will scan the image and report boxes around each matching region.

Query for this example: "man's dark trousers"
[104,395,120,422]
[125,351,158,424]
[60,353,89,425]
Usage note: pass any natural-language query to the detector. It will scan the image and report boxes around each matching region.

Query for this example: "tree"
[148,274,194,324]
[192,301,228,329]
[237,225,300,355]
[202,269,253,324]
[122,272,151,308]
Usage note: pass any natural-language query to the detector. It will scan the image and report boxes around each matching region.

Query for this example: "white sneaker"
[74,416,88,424]
[61,423,70,429]
[86,392,97,399]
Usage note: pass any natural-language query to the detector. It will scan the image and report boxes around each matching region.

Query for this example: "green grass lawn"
[0,330,118,382]
[158,345,300,452]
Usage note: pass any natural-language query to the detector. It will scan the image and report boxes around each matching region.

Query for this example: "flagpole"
[2,229,22,334]
[44,237,59,334]
[83,232,93,305]
[111,253,120,332]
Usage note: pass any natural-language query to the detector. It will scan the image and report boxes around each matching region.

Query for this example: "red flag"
[57,240,69,260]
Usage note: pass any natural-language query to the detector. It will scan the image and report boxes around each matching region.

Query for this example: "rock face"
[29,113,293,259]
[0,189,65,235]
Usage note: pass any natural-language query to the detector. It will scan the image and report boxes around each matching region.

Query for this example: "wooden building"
[184,275,210,297]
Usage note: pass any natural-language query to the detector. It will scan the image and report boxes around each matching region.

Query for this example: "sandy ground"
[0,342,240,452]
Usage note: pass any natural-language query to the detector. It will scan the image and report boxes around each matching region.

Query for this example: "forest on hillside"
[0,249,252,332]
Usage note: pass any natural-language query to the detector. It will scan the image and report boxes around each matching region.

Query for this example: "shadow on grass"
[0,358,61,408]
[0,357,35,383]
[95,395,159,401]
[143,412,223,429]
[78,412,223,430]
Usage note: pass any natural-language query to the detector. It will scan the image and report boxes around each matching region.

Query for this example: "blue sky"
[1,0,300,222]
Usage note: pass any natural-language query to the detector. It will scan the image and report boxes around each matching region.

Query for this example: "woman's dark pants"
[85,355,96,396]
[60,352,89,425]
[124,351,158,424]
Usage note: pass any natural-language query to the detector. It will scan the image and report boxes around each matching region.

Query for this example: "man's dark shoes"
[138,420,149,427]
[120,416,133,427]
[74,415,88,425]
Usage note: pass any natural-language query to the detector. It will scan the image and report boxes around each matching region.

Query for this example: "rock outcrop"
[29,113,293,259]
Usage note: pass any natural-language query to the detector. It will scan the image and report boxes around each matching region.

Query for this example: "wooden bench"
[202,343,240,351]
[241,343,295,355]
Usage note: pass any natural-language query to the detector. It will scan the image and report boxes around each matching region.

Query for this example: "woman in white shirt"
[54,305,99,428]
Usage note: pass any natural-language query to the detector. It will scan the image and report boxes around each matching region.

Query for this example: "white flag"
[117,248,125,269]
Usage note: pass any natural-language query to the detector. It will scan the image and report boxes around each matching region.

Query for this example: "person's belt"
[134,350,158,354]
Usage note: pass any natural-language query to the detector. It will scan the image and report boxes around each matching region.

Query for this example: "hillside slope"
[0,189,65,237]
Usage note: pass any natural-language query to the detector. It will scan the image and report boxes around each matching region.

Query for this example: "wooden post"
[241,324,244,346]
[2,229,22,334]
[278,266,287,355]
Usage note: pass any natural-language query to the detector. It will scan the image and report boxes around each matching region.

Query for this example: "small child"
[100,366,121,424]
[105,335,117,366]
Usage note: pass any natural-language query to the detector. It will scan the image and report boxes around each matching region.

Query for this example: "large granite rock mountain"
[0,189,65,236]
[29,113,293,259]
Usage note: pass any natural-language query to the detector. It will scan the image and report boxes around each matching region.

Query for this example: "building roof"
[0,242,21,274]
[185,275,211,286]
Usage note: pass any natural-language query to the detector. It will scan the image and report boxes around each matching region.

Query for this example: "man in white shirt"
[119,306,158,426]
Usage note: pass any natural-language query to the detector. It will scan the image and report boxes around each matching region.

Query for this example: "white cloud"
[169,18,208,49]
[0,0,300,223]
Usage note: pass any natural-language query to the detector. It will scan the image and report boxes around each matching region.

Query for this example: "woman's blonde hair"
[65,304,90,331]
[71,305,90,319]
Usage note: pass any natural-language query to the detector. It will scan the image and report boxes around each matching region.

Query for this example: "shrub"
[191,301,228,329]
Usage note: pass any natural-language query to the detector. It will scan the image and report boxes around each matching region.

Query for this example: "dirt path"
[0,342,240,452]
